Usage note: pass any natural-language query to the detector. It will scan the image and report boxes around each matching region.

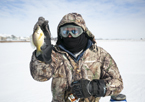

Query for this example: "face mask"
[61,33,88,53]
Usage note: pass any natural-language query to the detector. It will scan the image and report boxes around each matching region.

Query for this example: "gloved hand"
[34,17,53,64]
[71,79,106,98]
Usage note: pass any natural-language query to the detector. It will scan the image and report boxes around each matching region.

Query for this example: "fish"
[32,25,45,57]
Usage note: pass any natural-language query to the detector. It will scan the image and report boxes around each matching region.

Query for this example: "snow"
[0,34,11,37]
[0,40,145,102]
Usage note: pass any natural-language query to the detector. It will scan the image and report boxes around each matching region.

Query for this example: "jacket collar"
[58,40,93,62]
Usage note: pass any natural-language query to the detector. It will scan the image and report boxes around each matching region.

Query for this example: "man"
[30,13,123,102]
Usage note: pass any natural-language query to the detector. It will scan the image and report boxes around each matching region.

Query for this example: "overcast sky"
[0,0,145,39]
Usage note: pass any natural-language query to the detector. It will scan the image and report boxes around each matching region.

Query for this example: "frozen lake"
[0,40,145,102]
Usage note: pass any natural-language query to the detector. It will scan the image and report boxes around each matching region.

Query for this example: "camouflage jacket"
[30,40,123,102]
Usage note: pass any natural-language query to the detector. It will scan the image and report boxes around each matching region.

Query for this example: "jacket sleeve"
[100,48,123,96]
[30,50,57,82]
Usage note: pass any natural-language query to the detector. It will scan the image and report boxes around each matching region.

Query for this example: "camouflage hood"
[56,13,96,45]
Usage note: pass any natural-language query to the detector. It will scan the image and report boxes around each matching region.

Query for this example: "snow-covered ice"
[0,40,145,102]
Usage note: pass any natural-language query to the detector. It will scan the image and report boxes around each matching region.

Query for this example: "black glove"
[71,79,106,98]
[34,17,53,64]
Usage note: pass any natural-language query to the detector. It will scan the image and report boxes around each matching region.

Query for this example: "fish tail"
[36,48,42,57]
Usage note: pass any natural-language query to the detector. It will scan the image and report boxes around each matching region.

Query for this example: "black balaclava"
[61,33,88,54]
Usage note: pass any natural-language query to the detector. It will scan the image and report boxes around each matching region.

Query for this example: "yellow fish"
[32,25,44,57]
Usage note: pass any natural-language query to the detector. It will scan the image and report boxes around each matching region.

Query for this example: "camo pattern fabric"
[57,13,96,43]
[30,45,123,102]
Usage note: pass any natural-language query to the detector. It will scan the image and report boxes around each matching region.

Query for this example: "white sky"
[0,0,145,39]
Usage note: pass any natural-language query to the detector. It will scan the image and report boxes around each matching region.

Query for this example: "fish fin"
[36,49,42,57]
[30,35,36,49]
[38,32,43,40]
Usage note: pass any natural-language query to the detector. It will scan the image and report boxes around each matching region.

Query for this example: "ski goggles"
[59,25,83,38]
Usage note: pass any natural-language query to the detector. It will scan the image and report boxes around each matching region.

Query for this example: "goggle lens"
[60,25,83,37]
